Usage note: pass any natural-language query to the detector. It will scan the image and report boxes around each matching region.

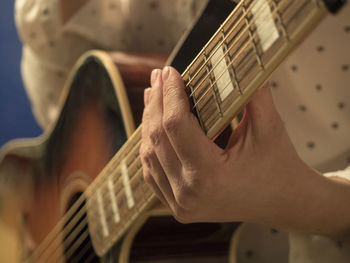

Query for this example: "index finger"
[161,67,221,168]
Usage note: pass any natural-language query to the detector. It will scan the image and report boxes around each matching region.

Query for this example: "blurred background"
[0,0,42,147]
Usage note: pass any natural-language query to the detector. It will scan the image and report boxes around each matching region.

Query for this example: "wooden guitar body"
[0,0,344,261]
[0,51,239,262]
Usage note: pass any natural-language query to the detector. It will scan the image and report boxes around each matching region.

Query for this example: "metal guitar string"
[35,0,304,260]
[32,0,314,261]
[35,0,301,260]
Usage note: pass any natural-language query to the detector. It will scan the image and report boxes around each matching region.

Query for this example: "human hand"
[139,66,328,227]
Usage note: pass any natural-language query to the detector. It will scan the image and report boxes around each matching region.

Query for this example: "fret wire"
[242,2,264,69]
[198,0,297,128]
[190,1,272,111]
[201,105,221,131]
[192,28,254,111]
[86,162,145,246]
[186,72,207,132]
[192,0,297,121]
[39,0,288,260]
[185,0,268,97]
[88,159,145,231]
[91,136,142,206]
[37,0,327,260]
[272,0,290,40]
[37,0,288,256]
[200,23,277,127]
[183,0,262,87]
[188,0,297,110]
[221,29,242,95]
[85,127,142,195]
[197,50,253,129]
[283,0,312,29]
[204,49,223,117]
[200,0,312,132]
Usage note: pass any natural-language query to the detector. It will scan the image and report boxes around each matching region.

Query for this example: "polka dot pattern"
[270,2,350,172]
[16,0,208,128]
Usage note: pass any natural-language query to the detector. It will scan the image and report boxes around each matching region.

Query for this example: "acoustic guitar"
[0,0,346,262]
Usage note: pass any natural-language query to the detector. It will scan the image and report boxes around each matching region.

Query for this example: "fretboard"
[85,0,335,257]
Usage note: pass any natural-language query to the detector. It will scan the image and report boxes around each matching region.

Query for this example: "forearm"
[255,161,350,239]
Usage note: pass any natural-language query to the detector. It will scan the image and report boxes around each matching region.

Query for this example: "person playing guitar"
[1,0,349,262]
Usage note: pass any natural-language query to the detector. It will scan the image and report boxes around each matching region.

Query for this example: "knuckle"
[172,206,192,224]
[174,184,196,210]
[142,170,153,185]
[149,126,163,146]
[140,147,155,170]
[162,112,181,134]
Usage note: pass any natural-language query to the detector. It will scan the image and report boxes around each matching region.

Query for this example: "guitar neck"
[184,0,330,139]
[85,0,342,256]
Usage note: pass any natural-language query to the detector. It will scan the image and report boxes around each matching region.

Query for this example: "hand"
[139,66,350,237]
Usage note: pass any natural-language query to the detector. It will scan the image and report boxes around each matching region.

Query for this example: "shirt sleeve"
[15,0,62,54]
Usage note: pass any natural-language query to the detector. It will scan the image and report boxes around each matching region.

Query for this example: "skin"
[140,66,350,239]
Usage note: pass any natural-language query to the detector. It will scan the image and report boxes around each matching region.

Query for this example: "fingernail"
[162,66,170,81]
[151,69,159,86]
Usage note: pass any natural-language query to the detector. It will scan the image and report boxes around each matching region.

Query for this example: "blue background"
[0,0,42,147]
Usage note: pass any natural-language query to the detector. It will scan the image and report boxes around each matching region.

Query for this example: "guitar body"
[0,51,239,262]
[1,0,340,261]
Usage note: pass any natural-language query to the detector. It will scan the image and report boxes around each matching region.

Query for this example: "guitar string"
[32,130,143,261]
[37,0,296,260]
[190,0,309,117]
[185,0,292,103]
[56,0,292,252]
[39,1,300,262]
[182,0,271,91]
[40,134,153,262]
[31,0,262,258]
[35,0,308,260]
[70,0,318,259]
[47,144,146,263]
[48,4,306,262]
[83,0,297,223]
[34,134,143,262]
[192,0,313,126]
[55,9,291,263]
[54,157,152,262]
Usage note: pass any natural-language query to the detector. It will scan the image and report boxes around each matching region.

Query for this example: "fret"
[137,167,149,203]
[281,0,313,36]
[186,73,206,132]
[221,29,242,95]
[130,172,145,212]
[85,0,334,257]
[242,2,264,69]
[210,42,235,103]
[139,169,153,200]
[204,50,223,117]
[272,0,290,40]
[250,0,280,52]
